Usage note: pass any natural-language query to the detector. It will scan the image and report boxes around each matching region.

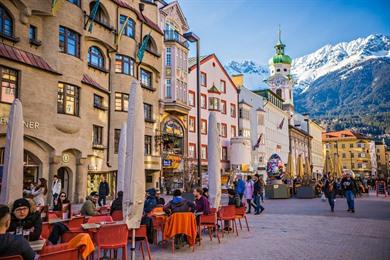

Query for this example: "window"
[201,72,207,87]
[189,143,196,158]
[239,108,250,120]
[165,47,171,66]
[59,26,80,57]
[188,91,195,107]
[230,104,236,118]
[231,125,237,137]
[351,153,354,158]
[276,68,280,72]
[145,35,158,54]
[29,25,37,41]
[359,153,366,158]
[350,144,354,148]
[357,143,365,148]
[93,125,103,146]
[221,100,227,114]
[209,97,219,111]
[357,163,362,169]
[257,114,264,125]
[140,69,152,89]
[220,80,226,93]
[57,83,79,116]
[115,54,134,76]
[334,144,337,148]
[341,144,346,148]
[115,92,128,112]
[88,46,105,69]
[90,1,109,26]
[189,116,195,132]
[93,94,105,109]
[144,135,152,155]
[0,5,13,37]
[144,103,153,121]
[276,89,282,98]
[67,0,80,6]
[201,119,207,135]
[163,79,171,98]
[342,153,346,158]
[201,94,207,109]
[220,123,227,138]
[0,66,17,103]
[201,145,207,160]
[119,15,135,38]
[114,129,121,154]
[222,146,228,161]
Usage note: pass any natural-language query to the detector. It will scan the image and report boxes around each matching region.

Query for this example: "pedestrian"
[244,176,254,214]
[0,204,36,260]
[51,175,62,207]
[98,176,109,206]
[193,187,210,216]
[324,176,337,212]
[235,175,245,201]
[155,190,165,205]
[253,176,265,215]
[341,173,357,213]
[53,192,70,211]
[23,178,47,207]
[144,188,157,214]
[110,191,123,215]
[258,175,266,203]
[80,192,99,216]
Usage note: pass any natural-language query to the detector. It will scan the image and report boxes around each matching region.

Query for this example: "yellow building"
[375,140,389,178]
[323,130,375,177]
[309,120,325,177]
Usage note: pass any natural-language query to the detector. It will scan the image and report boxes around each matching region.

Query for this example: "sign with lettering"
[0,117,39,129]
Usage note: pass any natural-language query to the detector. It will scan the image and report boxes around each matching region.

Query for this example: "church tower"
[265,27,295,114]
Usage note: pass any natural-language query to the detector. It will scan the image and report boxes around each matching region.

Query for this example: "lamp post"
[183,32,202,186]
[303,114,313,178]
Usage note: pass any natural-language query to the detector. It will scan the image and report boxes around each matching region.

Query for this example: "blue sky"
[176,0,390,64]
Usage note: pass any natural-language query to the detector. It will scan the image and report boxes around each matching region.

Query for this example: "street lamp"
[183,32,202,186]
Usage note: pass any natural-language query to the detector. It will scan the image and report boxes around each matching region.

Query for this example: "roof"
[208,84,221,94]
[239,100,252,108]
[0,42,59,74]
[81,74,110,94]
[322,130,371,141]
[160,1,189,31]
[289,125,312,138]
[111,0,163,34]
[188,54,238,91]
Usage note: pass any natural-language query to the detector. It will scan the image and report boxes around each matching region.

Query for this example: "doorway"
[57,167,71,195]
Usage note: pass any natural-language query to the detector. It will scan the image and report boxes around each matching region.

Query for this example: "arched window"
[88,46,104,69]
[145,35,158,54]
[89,1,109,26]
[0,5,13,36]
[276,88,282,98]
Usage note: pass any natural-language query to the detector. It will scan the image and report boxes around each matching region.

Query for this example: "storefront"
[87,171,117,199]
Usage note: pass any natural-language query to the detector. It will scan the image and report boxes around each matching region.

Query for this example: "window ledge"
[141,84,156,92]
[92,144,106,150]
[94,105,108,111]
[88,64,109,73]
[145,118,156,124]
[0,33,20,43]
[84,13,115,32]
[145,48,161,58]
[29,39,42,46]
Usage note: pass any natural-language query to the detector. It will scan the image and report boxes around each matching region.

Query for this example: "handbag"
[321,193,326,202]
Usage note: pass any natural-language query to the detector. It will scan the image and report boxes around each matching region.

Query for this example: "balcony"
[164,30,189,49]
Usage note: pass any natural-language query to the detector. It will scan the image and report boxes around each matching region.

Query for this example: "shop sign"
[163,159,172,167]
[163,155,181,169]
[0,117,39,129]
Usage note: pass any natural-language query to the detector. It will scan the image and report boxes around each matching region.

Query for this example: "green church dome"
[268,53,292,65]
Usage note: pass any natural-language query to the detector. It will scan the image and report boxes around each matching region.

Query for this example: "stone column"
[76,158,87,203]
[48,155,61,206]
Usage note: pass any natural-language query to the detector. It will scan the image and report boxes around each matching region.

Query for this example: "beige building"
[375,140,388,177]
[0,0,164,203]
[309,120,325,177]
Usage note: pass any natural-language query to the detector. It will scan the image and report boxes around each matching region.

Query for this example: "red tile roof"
[322,130,370,141]
[111,0,163,34]
[0,42,59,74]
[81,74,109,94]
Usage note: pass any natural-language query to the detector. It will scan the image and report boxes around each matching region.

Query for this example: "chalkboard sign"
[376,181,387,197]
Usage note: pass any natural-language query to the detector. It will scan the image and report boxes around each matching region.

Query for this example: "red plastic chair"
[47,212,59,220]
[217,205,239,237]
[95,224,129,260]
[198,210,220,245]
[111,210,123,221]
[86,215,113,224]
[67,216,85,229]
[98,206,110,215]
[0,256,23,260]
[129,225,152,260]
[235,207,250,232]
[38,247,79,260]
[41,222,52,240]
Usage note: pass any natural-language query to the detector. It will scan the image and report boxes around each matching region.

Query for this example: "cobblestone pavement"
[140,194,390,260]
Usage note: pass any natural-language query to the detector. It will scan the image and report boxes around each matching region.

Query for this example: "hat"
[90,191,99,197]
[12,198,30,211]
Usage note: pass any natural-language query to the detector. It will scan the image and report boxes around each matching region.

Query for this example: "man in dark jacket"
[110,191,123,215]
[7,198,42,241]
[341,173,357,213]
[98,176,110,206]
[164,189,195,215]
[324,176,337,212]
[0,204,36,260]
[253,176,265,215]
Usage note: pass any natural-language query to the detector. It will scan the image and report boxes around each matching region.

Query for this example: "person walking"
[51,175,62,207]
[235,175,245,201]
[244,176,254,214]
[258,175,266,203]
[253,176,265,215]
[324,176,337,212]
[341,173,357,213]
[98,176,109,206]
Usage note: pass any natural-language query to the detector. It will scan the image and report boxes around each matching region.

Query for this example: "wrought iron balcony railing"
[164,30,189,48]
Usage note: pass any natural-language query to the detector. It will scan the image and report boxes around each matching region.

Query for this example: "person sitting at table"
[193,187,210,217]
[80,192,99,216]
[7,198,42,241]
[164,189,196,215]
[110,191,123,215]
[0,204,36,260]
[202,187,209,199]
[155,190,165,206]
[144,188,157,214]
[224,189,242,231]
[53,192,70,211]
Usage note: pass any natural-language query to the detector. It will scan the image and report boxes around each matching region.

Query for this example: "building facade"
[323,130,376,177]
[309,120,325,176]
[187,54,238,176]
[0,0,164,202]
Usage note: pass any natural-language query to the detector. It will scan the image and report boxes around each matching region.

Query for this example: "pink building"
[188,54,239,173]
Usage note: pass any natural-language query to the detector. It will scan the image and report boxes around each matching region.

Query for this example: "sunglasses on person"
[15,207,29,213]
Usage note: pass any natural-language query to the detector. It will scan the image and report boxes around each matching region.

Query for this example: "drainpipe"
[106,49,112,168]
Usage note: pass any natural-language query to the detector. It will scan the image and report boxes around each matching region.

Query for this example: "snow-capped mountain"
[225,60,269,89]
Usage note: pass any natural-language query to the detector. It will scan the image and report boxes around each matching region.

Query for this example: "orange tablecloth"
[163,212,197,246]
[68,233,95,260]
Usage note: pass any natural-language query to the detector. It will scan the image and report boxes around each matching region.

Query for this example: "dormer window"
[89,1,109,26]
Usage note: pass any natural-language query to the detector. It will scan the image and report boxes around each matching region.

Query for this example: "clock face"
[270,76,286,87]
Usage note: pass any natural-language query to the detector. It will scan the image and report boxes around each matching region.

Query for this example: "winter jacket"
[324,180,337,198]
[8,211,42,241]
[0,233,36,260]
[52,180,62,196]
[235,179,245,195]
[254,181,262,196]
[228,193,242,208]
[98,181,110,196]
[144,188,157,214]
[110,196,123,215]
[195,195,210,215]
[341,178,357,193]
[244,180,254,199]
[80,197,98,216]
[163,197,195,215]
[24,187,46,206]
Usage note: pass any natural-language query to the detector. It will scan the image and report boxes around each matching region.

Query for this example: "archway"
[57,167,71,195]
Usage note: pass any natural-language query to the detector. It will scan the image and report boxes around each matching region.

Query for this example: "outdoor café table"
[29,239,46,252]
[163,212,197,252]
[48,218,70,224]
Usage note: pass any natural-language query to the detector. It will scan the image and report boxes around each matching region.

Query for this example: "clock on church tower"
[265,28,295,114]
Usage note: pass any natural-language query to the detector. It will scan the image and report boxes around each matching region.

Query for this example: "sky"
[175,0,390,64]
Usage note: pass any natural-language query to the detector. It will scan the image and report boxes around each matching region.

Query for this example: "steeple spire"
[275,25,285,55]
[277,24,282,44]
